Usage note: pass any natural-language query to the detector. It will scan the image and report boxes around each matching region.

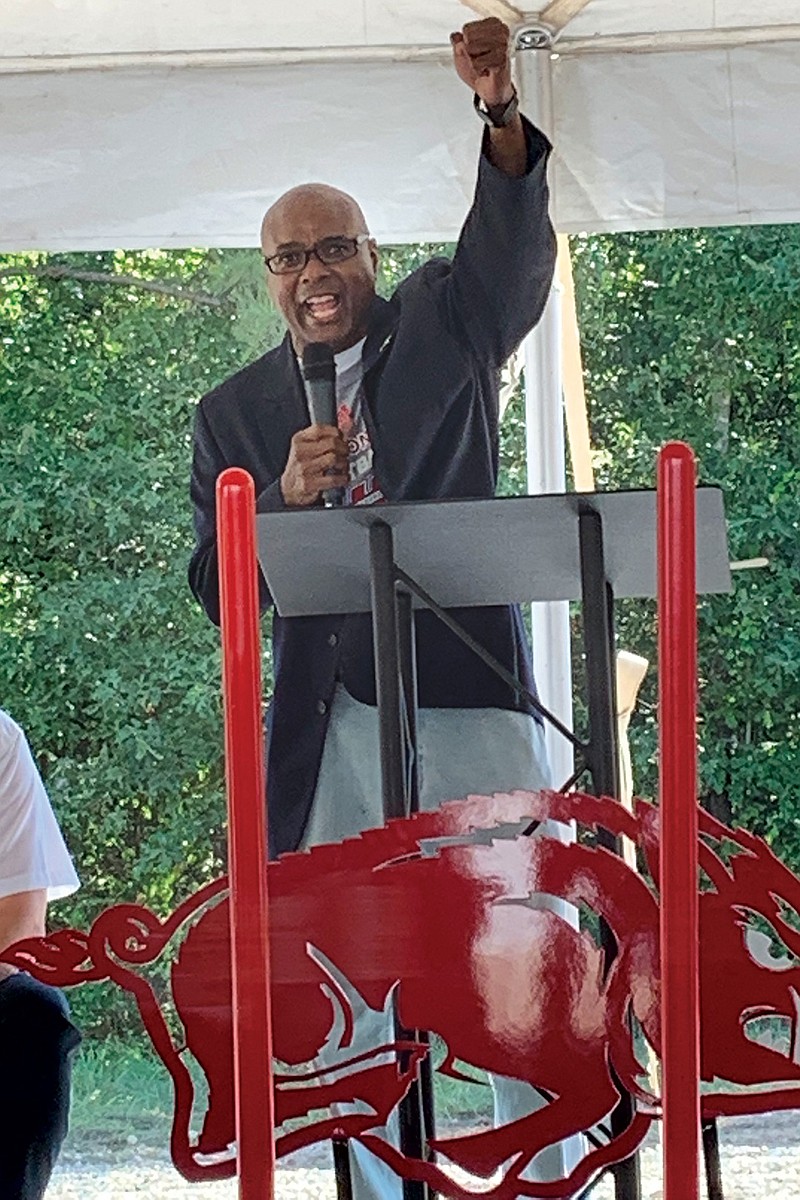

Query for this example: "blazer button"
[328,633,339,648]
[316,699,328,716]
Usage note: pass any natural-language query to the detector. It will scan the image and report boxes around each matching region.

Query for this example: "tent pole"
[515,27,574,806]
[516,28,642,1200]
[514,24,584,1188]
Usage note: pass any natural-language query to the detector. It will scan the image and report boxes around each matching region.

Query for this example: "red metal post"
[657,442,700,1200]
[217,467,275,1200]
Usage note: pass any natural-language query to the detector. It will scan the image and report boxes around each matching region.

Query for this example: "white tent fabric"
[2,0,800,250]
[555,41,800,232]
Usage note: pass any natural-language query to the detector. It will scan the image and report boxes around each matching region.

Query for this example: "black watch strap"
[473,87,519,129]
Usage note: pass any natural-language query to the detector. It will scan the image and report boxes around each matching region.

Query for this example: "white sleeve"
[0,709,80,903]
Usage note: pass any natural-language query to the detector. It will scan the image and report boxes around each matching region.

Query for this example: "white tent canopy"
[3,0,800,250]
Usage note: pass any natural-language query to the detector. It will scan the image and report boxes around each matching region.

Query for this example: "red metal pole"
[217,466,275,1200]
[657,442,700,1200]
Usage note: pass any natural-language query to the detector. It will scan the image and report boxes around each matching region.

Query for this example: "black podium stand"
[256,488,731,1200]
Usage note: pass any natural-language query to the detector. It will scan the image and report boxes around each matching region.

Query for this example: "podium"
[257,488,730,797]
[256,488,731,1200]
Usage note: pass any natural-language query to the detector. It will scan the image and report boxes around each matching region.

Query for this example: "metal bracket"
[514,25,555,53]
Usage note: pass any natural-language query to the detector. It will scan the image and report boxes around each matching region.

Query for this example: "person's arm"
[189,400,348,625]
[188,400,278,626]
[437,18,557,366]
[451,19,528,179]
[0,889,46,981]
[0,711,79,979]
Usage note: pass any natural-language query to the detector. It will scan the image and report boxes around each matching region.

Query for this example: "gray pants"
[302,685,581,1197]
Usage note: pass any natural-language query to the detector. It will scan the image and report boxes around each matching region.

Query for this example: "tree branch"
[0,263,232,309]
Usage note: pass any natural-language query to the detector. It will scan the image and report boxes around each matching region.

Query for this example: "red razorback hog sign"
[6,790,800,1198]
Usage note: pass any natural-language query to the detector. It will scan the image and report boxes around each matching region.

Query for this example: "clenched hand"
[280,425,348,506]
[451,18,514,110]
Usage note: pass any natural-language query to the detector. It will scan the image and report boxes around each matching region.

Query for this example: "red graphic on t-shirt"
[337,402,353,433]
[337,402,384,507]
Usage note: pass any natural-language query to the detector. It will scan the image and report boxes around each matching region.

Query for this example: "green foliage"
[0,242,449,1036]
[67,1036,177,1145]
[570,226,800,852]
[1,226,798,1042]
[0,249,255,1032]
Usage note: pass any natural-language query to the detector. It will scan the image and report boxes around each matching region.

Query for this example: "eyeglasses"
[263,234,371,276]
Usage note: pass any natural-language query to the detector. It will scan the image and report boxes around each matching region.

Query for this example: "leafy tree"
[571,227,800,850]
[0,244,446,1032]
[0,250,260,1030]
[1,226,798,1036]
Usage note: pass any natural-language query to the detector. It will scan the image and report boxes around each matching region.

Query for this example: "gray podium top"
[256,489,731,618]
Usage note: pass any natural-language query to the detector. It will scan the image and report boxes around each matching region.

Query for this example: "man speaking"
[190,16,556,853]
[189,16,558,1195]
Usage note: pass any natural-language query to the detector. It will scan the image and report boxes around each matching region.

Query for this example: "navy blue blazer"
[190,119,557,856]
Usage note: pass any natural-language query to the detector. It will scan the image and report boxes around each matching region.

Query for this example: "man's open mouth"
[304,293,341,322]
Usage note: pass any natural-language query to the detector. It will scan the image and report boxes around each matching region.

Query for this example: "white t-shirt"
[334,338,384,507]
[0,709,80,902]
[302,339,385,508]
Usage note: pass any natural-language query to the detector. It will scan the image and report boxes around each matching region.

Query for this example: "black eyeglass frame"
[263,233,371,276]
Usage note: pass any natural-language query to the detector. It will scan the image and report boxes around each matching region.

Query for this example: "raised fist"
[450,17,513,110]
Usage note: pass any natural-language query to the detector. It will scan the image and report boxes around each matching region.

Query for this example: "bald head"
[261,184,369,250]
[260,182,379,355]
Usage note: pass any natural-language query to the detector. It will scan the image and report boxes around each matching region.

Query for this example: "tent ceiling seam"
[539,0,594,35]
[554,23,800,55]
[4,22,800,76]
[0,45,452,76]
[459,0,524,22]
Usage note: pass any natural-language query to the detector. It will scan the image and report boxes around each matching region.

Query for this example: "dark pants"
[0,973,81,1199]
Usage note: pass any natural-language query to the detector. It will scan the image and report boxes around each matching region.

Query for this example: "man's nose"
[300,252,332,285]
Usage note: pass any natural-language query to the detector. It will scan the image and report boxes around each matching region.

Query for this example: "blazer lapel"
[251,335,309,462]
[249,304,398,468]
[362,295,398,376]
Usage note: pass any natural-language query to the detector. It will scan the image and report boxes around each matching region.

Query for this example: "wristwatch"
[473,87,519,129]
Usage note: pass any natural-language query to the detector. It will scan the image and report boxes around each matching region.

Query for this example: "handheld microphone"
[301,342,342,507]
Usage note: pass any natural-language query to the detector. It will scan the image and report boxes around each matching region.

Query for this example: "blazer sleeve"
[188,401,277,626]
[435,116,557,367]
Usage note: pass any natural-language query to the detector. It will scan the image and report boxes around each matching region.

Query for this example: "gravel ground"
[47,1112,800,1199]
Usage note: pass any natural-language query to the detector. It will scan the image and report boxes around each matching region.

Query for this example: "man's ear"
[369,239,379,275]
